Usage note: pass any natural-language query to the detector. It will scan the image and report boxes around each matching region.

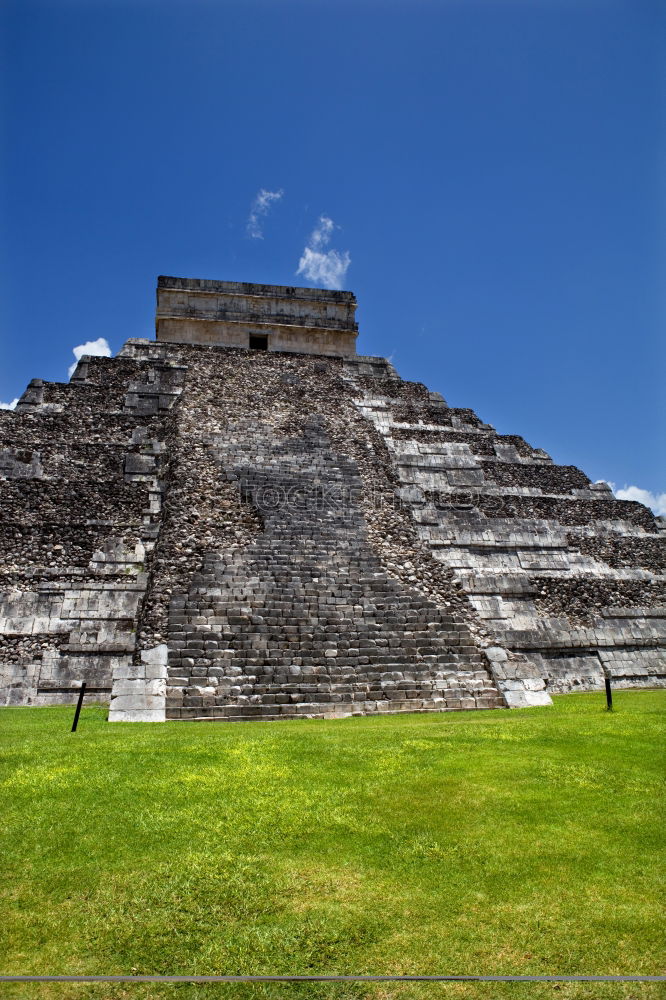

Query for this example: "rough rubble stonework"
[1,279,663,721]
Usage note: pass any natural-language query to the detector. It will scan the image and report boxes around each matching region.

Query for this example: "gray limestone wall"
[347,364,665,696]
[0,349,183,708]
[1,333,661,718]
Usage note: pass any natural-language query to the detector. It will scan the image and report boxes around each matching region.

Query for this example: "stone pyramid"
[1,277,663,720]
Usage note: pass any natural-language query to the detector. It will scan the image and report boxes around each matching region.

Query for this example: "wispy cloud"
[296,215,351,289]
[0,398,18,410]
[247,188,284,239]
[604,481,666,516]
[68,337,112,377]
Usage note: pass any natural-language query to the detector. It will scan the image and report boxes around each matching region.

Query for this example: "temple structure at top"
[155,276,358,358]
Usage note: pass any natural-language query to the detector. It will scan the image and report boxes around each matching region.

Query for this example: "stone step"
[167,697,506,721]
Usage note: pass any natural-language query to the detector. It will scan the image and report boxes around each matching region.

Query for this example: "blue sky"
[1,0,664,511]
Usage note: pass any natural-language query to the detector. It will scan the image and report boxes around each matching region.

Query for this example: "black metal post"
[604,676,613,711]
[71,683,86,732]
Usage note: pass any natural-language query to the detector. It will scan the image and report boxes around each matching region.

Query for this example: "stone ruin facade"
[156,276,358,358]
[0,277,663,721]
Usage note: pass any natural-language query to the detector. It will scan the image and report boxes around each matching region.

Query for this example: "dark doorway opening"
[249,334,268,351]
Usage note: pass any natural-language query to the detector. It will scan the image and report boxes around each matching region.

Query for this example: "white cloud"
[0,398,19,410]
[246,188,284,239]
[297,246,351,289]
[309,215,334,249]
[68,337,112,377]
[611,483,666,517]
[296,215,351,289]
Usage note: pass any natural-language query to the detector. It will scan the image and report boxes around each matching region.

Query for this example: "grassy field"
[0,691,664,1000]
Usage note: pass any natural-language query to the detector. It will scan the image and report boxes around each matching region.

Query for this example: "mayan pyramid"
[1,277,663,720]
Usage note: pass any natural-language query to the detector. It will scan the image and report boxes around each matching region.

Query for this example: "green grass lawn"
[0,692,664,1000]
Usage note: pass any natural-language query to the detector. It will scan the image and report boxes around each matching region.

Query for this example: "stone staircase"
[165,414,504,720]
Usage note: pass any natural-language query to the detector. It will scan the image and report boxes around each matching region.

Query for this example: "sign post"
[71,683,86,732]
[604,676,613,712]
